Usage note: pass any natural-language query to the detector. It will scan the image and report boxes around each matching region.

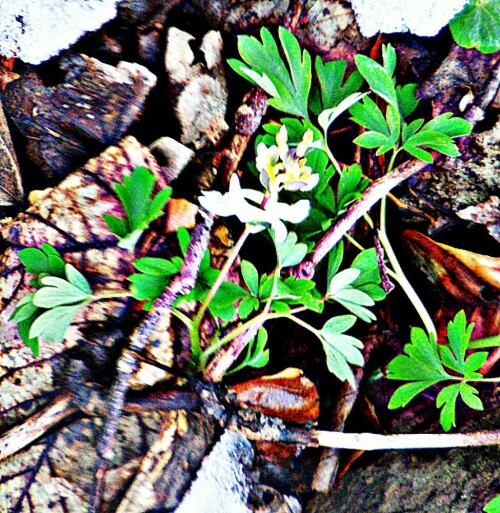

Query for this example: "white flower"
[255,142,282,192]
[199,174,310,242]
[256,126,319,195]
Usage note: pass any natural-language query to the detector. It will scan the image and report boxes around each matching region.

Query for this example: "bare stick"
[312,336,378,492]
[292,159,428,279]
[312,429,500,451]
[0,393,77,462]
[89,210,213,513]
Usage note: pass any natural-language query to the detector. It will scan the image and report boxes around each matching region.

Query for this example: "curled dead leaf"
[230,368,320,424]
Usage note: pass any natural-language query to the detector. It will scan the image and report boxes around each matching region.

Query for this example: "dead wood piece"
[2,55,156,179]
[292,159,429,280]
[115,411,217,513]
[0,99,23,207]
[89,210,214,513]
[216,86,268,189]
[312,336,378,493]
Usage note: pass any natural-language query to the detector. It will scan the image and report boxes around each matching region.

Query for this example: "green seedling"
[103,166,172,250]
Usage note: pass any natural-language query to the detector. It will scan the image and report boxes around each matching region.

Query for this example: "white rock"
[0,0,120,64]
[350,0,471,37]
[175,430,254,513]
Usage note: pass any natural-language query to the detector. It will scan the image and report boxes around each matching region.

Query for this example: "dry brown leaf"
[230,368,320,424]
[402,230,500,305]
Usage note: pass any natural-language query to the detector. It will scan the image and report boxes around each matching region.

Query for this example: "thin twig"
[291,159,429,279]
[311,429,500,451]
[0,393,77,462]
[312,336,378,492]
[89,210,213,513]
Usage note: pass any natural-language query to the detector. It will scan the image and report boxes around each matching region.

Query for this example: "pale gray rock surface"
[0,0,120,64]
[175,430,254,513]
[350,0,471,37]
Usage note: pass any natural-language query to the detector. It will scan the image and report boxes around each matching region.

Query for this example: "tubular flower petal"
[199,175,310,242]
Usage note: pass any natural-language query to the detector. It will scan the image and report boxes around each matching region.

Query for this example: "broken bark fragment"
[2,56,156,179]
[457,196,500,243]
[0,100,23,208]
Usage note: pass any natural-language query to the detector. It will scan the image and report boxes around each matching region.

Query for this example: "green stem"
[199,306,308,366]
[378,229,437,338]
[193,225,252,329]
[377,149,436,339]
[190,225,252,364]
[468,334,500,349]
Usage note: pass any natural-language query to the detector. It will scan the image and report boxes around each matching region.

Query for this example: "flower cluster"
[256,125,319,195]
[199,125,318,242]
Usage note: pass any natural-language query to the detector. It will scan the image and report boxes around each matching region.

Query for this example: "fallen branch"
[291,159,429,279]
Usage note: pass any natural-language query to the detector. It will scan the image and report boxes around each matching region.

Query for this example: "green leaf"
[29,304,82,343]
[65,264,92,294]
[329,268,360,295]
[276,231,308,267]
[33,275,91,308]
[271,300,291,313]
[228,27,311,118]
[382,43,397,77]
[336,164,369,215]
[17,317,40,356]
[129,274,171,310]
[354,53,398,108]
[241,260,259,296]
[312,57,363,114]
[449,0,500,54]
[327,241,344,287]
[354,131,392,149]
[319,314,364,387]
[422,112,472,138]
[396,83,420,118]
[102,214,128,238]
[388,380,442,409]
[105,166,172,250]
[133,257,182,277]
[226,327,269,375]
[18,245,65,278]
[238,296,259,319]
[436,384,461,431]
[404,130,460,159]
[402,119,425,143]
[177,227,191,256]
[459,382,483,411]
[484,495,500,513]
[388,310,488,431]
[447,309,473,372]
[350,96,390,135]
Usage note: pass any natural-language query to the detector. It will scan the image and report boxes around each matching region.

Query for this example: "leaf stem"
[199,306,309,367]
[468,334,500,349]
[191,225,252,364]
[378,229,437,338]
